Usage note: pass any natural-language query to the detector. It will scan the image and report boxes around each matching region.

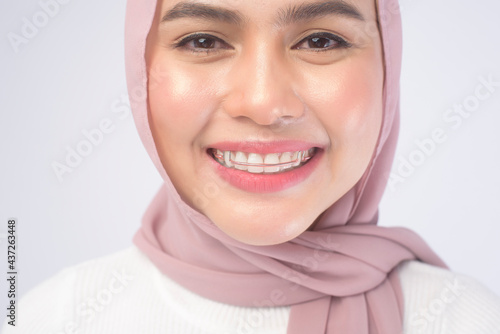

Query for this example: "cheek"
[147,57,228,204]
[304,50,383,153]
[148,60,219,151]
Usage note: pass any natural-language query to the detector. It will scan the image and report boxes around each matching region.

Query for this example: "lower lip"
[206,150,323,193]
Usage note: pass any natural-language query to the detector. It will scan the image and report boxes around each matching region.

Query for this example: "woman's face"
[146,0,384,245]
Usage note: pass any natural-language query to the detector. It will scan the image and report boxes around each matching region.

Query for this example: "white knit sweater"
[3,246,500,334]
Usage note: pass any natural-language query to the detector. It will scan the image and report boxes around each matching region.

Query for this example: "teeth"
[212,148,315,174]
[247,153,264,173]
[234,151,247,171]
[292,151,300,167]
[279,152,293,171]
[264,153,280,173]
[224,151,233,168]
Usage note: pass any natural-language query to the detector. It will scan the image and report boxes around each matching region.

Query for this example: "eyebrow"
[277,1,365,27]
[161,1,365,28]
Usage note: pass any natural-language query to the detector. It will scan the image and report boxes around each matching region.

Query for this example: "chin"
[208,209,316,246]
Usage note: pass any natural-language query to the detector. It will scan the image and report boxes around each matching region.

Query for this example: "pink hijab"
[125,0,447,333]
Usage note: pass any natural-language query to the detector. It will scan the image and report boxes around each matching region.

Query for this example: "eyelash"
[172,32,352,55]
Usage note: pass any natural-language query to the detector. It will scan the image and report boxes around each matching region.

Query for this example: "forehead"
[159,0,378,29]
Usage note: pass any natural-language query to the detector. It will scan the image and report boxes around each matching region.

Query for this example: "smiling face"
[145,0,384,246]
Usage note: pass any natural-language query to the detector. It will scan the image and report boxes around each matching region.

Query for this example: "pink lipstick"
[205,141,323,193]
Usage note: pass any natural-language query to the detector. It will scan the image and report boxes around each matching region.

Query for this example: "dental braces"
[213,150,313,168]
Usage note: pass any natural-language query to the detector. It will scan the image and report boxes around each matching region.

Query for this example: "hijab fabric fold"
[124,0,447,333]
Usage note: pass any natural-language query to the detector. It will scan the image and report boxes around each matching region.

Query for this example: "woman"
[3,0,500,333]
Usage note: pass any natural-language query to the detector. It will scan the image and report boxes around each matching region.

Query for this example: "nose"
[222,44,305,126]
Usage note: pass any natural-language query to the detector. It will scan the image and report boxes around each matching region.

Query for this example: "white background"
[1,0,499,313]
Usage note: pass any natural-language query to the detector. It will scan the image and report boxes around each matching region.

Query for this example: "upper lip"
[207,140,324,154]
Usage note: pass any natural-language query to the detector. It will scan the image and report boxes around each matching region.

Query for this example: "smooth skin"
[146,0,384,245]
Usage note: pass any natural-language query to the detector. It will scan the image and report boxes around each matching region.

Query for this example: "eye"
[293,32,351,52]
[172,31,351,55]
[172,33,231,54]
